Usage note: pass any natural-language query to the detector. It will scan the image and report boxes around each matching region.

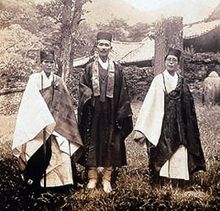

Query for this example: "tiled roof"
[73,39,154,67]
[120,39,154,63]
[73,56,91,67]
[183,19,220,39]
[73,19,220,67]
[110,41,143,61]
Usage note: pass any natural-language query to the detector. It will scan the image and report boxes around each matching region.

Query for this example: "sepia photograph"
[0,0,220,210]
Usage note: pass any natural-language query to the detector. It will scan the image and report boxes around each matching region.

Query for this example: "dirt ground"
[0,114,16,144]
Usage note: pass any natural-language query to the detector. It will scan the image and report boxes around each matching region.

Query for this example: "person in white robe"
[134,48,206,184]
[12,50,83,189]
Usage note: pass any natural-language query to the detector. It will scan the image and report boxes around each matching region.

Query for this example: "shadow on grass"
[0,156,220,210]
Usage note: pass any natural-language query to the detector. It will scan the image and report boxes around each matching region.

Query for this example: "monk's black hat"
[40,50,55,63]
[97,32,112,42]
[165,47,182,62]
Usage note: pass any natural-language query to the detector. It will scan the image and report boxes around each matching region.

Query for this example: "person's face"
[96,39,112,59]
[165,55,179,74]
[41,59,55,75]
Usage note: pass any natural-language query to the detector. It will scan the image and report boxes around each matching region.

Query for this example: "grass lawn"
[0,101,219,210]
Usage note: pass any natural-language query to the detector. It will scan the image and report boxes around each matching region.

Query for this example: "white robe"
[135,70,189,180]
[12,71,80,187]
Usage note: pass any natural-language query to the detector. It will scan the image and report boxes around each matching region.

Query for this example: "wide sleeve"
[12,74,55,149]
[77,64,93,130]
[134,74,165,146]
[115,65,133,140]
[116,65,133,120]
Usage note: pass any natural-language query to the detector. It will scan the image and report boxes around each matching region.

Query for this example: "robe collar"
[98,57,108,69]
[40,71,54,90]
[92,57,115,98]
[163,69,178,93]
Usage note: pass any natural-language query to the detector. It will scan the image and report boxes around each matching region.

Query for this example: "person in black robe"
[134,48,206,185]
[78,32,133,193]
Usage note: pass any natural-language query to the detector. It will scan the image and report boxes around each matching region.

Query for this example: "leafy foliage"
[96,18,130,41]
[127,22,154,41]
[0,0,88,83]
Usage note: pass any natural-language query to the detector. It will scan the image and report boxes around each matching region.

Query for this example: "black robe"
[78,61,133,167]
[149,74,206,175]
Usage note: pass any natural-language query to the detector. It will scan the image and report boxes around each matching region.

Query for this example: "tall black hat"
[97,32,112,42]
[165,47,182,62]
[40,50,55,63]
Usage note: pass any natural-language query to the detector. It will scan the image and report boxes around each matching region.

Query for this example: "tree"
[60,0,86,81]
[37,0,89,81]
[0,0,90,90]
[73,22,96,57]
[127,22,151,42]
[0,1,43,87]
[96,18,129,41]
[0,0,39,31]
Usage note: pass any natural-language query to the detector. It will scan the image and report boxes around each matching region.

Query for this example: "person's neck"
[44,71,52,78]
[167,69,176,77]
[99,56,108,63]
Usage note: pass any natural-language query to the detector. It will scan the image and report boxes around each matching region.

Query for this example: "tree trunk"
[154,17,183,75]
[60,0,84,82]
